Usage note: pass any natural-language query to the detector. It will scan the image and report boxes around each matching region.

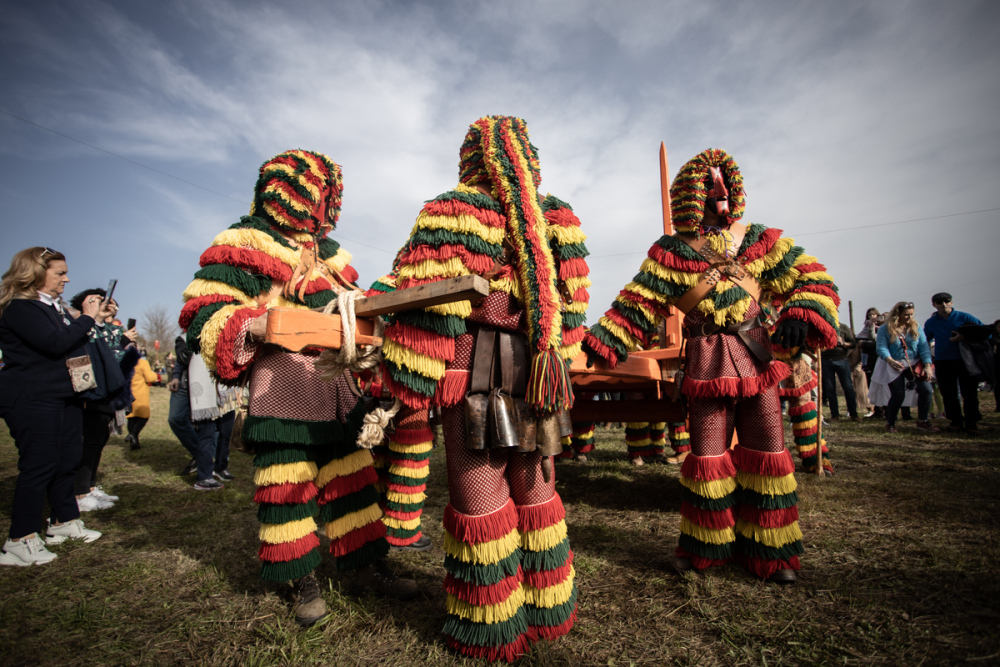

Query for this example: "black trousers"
[1,394,82,539]
[127,416,148,439]
[76,410,113,496]
[936,359,981,427]
[886,373,932,426]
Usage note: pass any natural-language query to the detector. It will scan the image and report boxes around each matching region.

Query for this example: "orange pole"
[660,142,672,235]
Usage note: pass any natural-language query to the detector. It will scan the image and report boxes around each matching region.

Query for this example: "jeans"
[192,411,236,480]
[168,388,200,459]
[822,357,858,419]
[886,372,932,426]
[936,359,981,427]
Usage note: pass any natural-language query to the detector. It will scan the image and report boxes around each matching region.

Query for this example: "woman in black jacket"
[0,247,111,566]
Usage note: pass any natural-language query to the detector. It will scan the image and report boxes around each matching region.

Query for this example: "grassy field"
[1,386,998,666]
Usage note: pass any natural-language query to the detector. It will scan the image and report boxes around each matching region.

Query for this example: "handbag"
[66,355,97,393]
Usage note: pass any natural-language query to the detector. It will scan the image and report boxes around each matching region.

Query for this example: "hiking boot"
[391,535,433,552]
[915,420,940,433]
[181,459,197,476]
[630,457,645,467]
[768,569,797,585]
[0,535,58,566]
[125,434,140,450]
[293,573,328,627]
[354,560,418,601]
[45,519,102,545]
[213,469,236,482]
[667,451,690,465]
[194,479,224,491]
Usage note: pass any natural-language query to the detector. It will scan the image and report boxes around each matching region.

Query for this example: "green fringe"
[634,269,689,300]
[317,237,341,261]
[258,499,318,524]
[302,290,337,309]
[759,245,804,283]
[678,534,733,561]
[557,242,590,260]
[738,223,766,253]
[386,499,425,513]
[186,302,231,354]
[735,535,804,561]
[256,174,315,224]
[393,309,467,338]
[789,410,818,424]
[411,228,503,259]
[542,195,573,212]
[794,433,819,445]
[385,360,440,397]
[260,549,322,582]
[712,282,750,309]
[335,538,389,572]
[442,607,529,649]
[735,488,799,510]
[786,299,839,329]
[253,445,313,468]
[444,550,522,586]
[232,216,296,251]
[386,525,421,539]
[656,234,707,262]
[526,585,577,627]
[368,280,395,294]
[562,311,586,329]
[588,324,630,358]
[194,264,267,299]
[522,537,571,571]
[317,486,381,523]
[384,447,434,462]
[433,187,503,213]
[615,299,655,330]
[387,472,427,487]
[682,488,736,512]
[244,400,365,449]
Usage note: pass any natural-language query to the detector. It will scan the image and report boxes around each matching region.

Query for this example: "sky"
[2,0,999,340]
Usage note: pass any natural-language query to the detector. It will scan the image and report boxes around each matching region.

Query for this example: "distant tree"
[140,304,179,364]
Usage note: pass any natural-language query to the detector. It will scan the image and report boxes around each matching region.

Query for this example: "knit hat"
[250,150,343,237]
[670,148,746,234]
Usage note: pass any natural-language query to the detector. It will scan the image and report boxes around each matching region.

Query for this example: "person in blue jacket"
[924,292,983,434]
[876,301,939,434]
[0,247,112,566]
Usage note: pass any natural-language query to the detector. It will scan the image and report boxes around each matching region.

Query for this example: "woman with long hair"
[872,301,939,433]
[0,247,112,566]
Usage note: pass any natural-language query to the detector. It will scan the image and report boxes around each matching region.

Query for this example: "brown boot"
[670,555,693,574]
[354,560,418,601]
[666,451,690,465]
[293,573,328,627]
[767,569,797,585]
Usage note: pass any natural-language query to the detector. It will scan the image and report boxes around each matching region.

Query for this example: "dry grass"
[1,386,998,666]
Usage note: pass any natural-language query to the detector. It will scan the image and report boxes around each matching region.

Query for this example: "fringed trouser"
[668,421,690,455]
[782,356,831,473]
[251,401,389,582]
[558,422,595,458]
[623,422,669,459]
[374,405,432,547]
[677,385,804,578]
[440,406,577,663]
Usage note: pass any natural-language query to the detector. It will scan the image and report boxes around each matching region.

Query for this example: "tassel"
[525,350,575,412]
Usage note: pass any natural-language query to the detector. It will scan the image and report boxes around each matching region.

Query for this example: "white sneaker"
[91,486,118,502]
[45,519,102,545]
[77,494,113,512]
[0,535,58,566]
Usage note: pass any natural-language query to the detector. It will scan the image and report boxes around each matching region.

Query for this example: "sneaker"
[78,494,113,512]
[194,479,224,491]
[213,469,235,482]
[354,560,418,601]
[91,486,119,502]
[45,519,102,545]
[863,410,875,418]
[0,535,58,566]
[293,573,328,627]
[915,421,941,433]
[181,459,197,476]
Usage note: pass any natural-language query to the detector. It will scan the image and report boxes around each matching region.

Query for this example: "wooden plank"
[568,350,661,381]
[265,309,379,352]
[570,398,685,423]
[354,274,490,318]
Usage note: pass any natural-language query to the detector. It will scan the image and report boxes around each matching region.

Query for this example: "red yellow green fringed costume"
[584,149,839,580]
[780,355,831,473]
[181,150,388,582]
[381,116,578,661]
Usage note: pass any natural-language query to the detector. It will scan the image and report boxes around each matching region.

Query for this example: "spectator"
[873,301,939,434]
[125,349,161,450]
[0,247,107,566]
[924,292,983,435]
[992,320,1000,411]
[167,335,201,476]
[822,322,860,422]
[186,353,232,490]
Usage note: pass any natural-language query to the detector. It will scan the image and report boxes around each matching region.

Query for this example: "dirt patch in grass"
[1,387,998,665]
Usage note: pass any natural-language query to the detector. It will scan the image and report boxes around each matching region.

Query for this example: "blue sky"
[2,0,999,337]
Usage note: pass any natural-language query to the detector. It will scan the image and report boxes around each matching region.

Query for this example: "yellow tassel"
[182,279,257,306]
[767,270,800,297]
[259,516,317,544]
[447,586,525,624]
[199,304,241,372]
[426,300,473,318]
[524,568,575,608]
[736,471,797,497]
[397,256,471,281]
[444,529,520,565]
[786,291,839,317]
[757,237,796,272]
[680,517,736,545]
[521,520,568,553]
[386,489,427,505]
[325,503,384,540]
[736,519,802,548]
[254,461,319,486]
[388,441,433,454]
[652,422,666,429]
[797,270,836,284]
[797,444,817,455]
[416,212,505,245]
[793,253,818,267]
[315,450,375,489]
[382,340,447,380]
[324,247,353,274]
[640,258,701,287]
[679,475,737,500]
[387,462,429,479]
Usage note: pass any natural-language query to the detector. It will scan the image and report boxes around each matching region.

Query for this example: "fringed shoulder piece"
[543,195,591,361]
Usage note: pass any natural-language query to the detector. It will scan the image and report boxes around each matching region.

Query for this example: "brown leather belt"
[684,315,774,364]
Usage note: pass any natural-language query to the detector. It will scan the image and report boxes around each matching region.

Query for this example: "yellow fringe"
[199,304,242,371]
[382,339,447,380]
[615,294,658,325]
[426,300,473,318]
[652,422,666,429]
[797,269,836,284]
[640,258,701,287]
[444,529,520,565]
[598,318,642,352]
[416,212,505,245]
[558,341,583,361]
[548,225,587,246]
[490,276,523,301]
[793,253,818,267]
[524,568,575,608]
[564,299,589,314]
[262,163,321,202]
[756,237,796,273]
[371,273,397,291]
[212,229,300,267]
[786,291,838,317]
[766,270,800,296]
[325,503,384,540]
[386,489,427,505]
[259,516,317,544]
[563,275,592,294]
[325,247,353,274]
[254,461,319,486]
[673,432,690,441]
[388,440,434,454]
[626,422,648,429]
[679,475,737,500]
[560,435,572,446]
[792,418,818,431]
[447,586,525,624]
[521,520,568,553]
[397,256,471,281]
[797,444,818,455]
[680,517,736,545]
[382,515,421,531]
[735,519,803,548]
[315,450,375,489]
[624,281,669,305]
[182,279,258,305]
[736,471,797,497]
[387,462,429,479]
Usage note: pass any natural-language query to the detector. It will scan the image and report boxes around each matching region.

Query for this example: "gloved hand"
[770,319,809,350]
[582,341,602,369]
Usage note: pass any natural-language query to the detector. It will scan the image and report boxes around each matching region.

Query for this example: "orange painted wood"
[265,308,379,352]
[568,350,660,381]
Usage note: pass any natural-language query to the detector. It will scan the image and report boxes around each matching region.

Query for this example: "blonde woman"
[0,247,112,566]
[872,301,939,434]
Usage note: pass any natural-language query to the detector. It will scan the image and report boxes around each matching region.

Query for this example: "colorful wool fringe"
[676,452,737,569]
[374,406,432,547]
[518,495,577,642]
[668,421,691,455]
[542,195,592,362]
[624,422,658,459]
[788,401,831,473]
[669,148,746,234]
[559,422,595,458]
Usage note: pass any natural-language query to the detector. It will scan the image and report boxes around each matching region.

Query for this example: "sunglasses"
[933,299,951,305]
[900,302,914,308]
[39,247,57,258]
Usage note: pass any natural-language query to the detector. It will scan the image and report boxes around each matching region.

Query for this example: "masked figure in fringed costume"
[180,150,416,628]
[780,356,832,474]
[378,116,581,661]
[584,149,839,584]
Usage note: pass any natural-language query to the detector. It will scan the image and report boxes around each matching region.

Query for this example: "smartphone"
[127,318,136,330]
[103,279,118,305]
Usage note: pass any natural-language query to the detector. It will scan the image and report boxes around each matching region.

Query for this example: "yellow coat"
[127,358,160,419]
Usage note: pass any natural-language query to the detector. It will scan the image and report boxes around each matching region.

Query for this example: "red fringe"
[738,554,801,579]
[558,257,589,280]
[735,505,799,529]
[397,243,494,275]
[793,425,818,437]
[384,322,455,362]
[317,467,379,503]
[390,427,434,445]
[385,532,421,547]
[738,228,783,264]
[214,306,266,381]
[787,402,816,417]
[517,494,565,533]
[680,502,735,529]
[575,443,595,454]
[446,636,530,663]
[445,568,523,606]
[560,326,586,346]
[179,294,236,331]
[778,309,838,350]
[676,547,728,570]
[791,284,838,301]
[443,499,518,545]
[607,308,651,339]
[679,451,736,482]
[384,508,423,521]
[388,481,426,494]
[532,604,577,641]
[648,244,709,273]
[544,206,581,229]
[340,265,359,285]
[422,198,506,229]
[200,245,293,281]
[779,375,817,397]
[791,262,827,276]
[383,457,429,471]
[732,446,795,477]
[254,481,318,505]
[683,361,789,399]
[382,374,432,410]
[583,332,618,368]
[435,370,469,408]
[258,532,320,563]
[330,520,387,557]
[524,552,574,588]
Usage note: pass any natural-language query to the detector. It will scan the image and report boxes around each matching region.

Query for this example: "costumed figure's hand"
[167,378,180,392]
[582,340,601,369]
[248,312,269,342]
[770,319,809,350]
